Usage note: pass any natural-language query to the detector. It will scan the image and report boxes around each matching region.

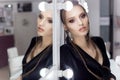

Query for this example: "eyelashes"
[38,14,52,24]
[39,14,43,19]
[68,13,87,23]
[69,19,74,23]
[48,19,52,23]
[80,13,87,18]
[39,12,87,24]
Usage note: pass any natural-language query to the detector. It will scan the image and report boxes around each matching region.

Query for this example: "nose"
[38,19,45,26]
[77,19,83,26]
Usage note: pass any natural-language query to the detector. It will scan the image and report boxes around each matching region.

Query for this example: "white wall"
[0,0,41,55]
[113,0,120,58]
[14,13,37,55]
[88,0,100,36]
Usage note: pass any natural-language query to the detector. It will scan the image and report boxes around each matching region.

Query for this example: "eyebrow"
[39,13,52,20]
[66,16,75,21]
[66,11,86,20]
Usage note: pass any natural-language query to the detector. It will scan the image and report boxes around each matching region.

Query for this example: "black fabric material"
[22,37,115,80]
[60,37,116,80]
[22,37,52,80]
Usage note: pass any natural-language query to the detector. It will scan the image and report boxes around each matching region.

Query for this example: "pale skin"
[63,5,114,80]
[27,10,53,62]
[63,5,103,65]
[16,10,53,80]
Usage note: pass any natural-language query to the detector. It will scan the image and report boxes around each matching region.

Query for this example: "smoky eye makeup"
[68,19,75,23]
[80,12,87,19]
[39,14,43,19]
[48,19,52,23]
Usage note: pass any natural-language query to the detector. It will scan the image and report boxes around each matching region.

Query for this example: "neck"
[41,36,52,47]
[73,36,89,48]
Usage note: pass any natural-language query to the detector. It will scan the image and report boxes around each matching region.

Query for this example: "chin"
[37,33,43,36]
[80,31,88,36]
[37,32,43,36]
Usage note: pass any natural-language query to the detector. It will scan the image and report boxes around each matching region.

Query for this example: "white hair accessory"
[78,0,89,13]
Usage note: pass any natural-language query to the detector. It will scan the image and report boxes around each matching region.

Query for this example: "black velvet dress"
[22,37,52,80]
[60,37,116,80]
[22,37,115,80]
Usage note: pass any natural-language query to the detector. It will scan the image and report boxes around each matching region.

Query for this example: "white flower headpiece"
[77,0,89,13]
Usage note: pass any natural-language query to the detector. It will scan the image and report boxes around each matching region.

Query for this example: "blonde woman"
[17,1,53,80]
[60,0,116,80]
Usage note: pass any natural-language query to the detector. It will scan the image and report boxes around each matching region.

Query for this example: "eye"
[48,19,52,23]
[69,19,74,23]
[39,14,43,19]
[80,13,87,19]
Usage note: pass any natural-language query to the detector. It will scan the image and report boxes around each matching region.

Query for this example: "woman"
[60,0,115,80]
[17,2,53,80]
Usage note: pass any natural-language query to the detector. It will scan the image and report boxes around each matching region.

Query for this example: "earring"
[65,30,71,44]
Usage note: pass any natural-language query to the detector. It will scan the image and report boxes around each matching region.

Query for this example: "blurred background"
[0,0,120,80]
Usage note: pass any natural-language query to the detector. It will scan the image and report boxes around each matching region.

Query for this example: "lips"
[38,27,44,32]
[79,27,87,32]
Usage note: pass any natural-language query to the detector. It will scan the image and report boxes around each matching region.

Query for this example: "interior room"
[0,0,120,80]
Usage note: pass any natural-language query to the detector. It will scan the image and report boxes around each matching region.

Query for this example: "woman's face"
[64,5,89,38]
[37,10,52,37]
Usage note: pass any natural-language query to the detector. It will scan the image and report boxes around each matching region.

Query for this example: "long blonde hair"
[60,0,90,44]
[60,2,104,79]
